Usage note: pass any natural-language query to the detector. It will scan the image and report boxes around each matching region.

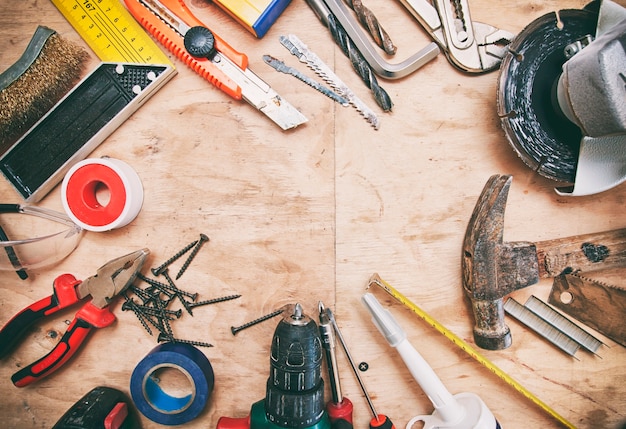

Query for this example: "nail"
[151,239,199,276]
[175,233,209,280]
[231,308,284,335]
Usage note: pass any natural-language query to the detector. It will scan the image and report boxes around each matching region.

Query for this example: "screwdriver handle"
[327,397,353,424]
[370,415,395,429]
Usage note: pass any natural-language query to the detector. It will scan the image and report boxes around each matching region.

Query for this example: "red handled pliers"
[0,248,149,387]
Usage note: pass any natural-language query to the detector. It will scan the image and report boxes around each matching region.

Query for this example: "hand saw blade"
[548,269,626,347]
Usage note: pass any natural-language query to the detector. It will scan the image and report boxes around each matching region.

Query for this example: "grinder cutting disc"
[497,7,599,184]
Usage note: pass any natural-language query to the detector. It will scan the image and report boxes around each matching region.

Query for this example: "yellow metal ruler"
[367,273,577,429]
[51,0,173,65]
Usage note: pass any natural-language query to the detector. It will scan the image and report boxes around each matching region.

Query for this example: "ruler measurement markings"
[92,3,147,62]
[67,1,134,61]
[51,0,171,65]
[367,274,577,429]
[92,13,140,62]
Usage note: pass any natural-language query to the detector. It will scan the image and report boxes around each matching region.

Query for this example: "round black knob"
[184,26,216,59]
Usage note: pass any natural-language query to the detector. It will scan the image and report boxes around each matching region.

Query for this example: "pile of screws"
[123,234,240,348]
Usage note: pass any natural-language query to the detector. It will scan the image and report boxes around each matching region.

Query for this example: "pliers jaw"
[79,248,150,308]
[400,0,514,73]
[0,248,150,386]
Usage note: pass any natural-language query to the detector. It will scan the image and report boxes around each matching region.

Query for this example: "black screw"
[358,362,369,372]
[151,239,199,276]
[161,269,195,315]
[157,332,213,348]
[133,309,154,336]
[161,269,199,300]
[129,285,159,306]
[176,233,209,280]
[122,295,155,335]
[188,294,241,310]
[231,308,284,335]
[136,273,176,299]
[124,301,183,319]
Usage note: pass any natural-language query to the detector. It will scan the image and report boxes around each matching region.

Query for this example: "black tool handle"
[52,386,138,429]
[11,301,115,387]
[0,294,59,359]
[11,315,93,387]
[0,274,81,360]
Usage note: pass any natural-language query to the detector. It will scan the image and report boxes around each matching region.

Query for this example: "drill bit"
[342,0,396,55]
[280,34,380,129]
[326,14,393,112]
[263,55,349,106]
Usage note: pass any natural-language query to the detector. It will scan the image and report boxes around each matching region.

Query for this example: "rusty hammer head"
[462,175,540,350]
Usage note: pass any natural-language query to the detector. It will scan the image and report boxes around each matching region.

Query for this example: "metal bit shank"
[327,14,393,112]
[343,0,396,55]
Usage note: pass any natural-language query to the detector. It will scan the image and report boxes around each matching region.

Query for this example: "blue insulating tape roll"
[130,342,214,425]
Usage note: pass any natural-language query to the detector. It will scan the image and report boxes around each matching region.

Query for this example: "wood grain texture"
[0,0,625,428]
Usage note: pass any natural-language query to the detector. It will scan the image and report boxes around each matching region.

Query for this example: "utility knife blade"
[125,0,307,130]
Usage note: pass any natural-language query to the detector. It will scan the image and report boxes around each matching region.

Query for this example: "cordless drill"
[217,304,331,429]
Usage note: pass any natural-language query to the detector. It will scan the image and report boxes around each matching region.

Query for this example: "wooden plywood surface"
[0,0,624,428]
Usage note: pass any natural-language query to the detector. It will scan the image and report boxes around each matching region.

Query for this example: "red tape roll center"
[64,163,128,227]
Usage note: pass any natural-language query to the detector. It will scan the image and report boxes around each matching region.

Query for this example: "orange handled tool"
[124,0,245,99]
[123,0,307,130]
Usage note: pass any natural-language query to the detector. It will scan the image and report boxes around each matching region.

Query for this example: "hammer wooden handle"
[536,228,626,278]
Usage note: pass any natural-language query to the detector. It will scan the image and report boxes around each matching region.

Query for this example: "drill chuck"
[217,304,330,429]
[266,304,325,428]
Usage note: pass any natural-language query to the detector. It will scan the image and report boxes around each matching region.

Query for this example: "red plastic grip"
[11,304,114,387]
[216,415,251,429]
[327,398,354,424]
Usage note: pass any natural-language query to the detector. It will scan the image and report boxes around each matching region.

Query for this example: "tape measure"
[367,273,577,429]
[51,0,172,65]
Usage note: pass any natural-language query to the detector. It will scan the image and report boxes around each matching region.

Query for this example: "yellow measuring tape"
[51,0,172,65]
[367,273,577,429]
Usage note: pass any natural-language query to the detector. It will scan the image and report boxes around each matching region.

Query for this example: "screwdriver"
[325,306,395,429]
[319,302,354,429]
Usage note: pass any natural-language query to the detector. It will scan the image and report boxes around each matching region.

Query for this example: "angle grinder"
[497,0,626,196]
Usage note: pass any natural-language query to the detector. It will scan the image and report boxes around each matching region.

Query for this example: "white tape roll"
[61,157,143,232]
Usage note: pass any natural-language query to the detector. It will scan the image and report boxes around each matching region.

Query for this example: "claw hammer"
[461,174,626,350]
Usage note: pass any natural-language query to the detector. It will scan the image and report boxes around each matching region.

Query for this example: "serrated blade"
[263,55,349,106]
[279,34,380,130]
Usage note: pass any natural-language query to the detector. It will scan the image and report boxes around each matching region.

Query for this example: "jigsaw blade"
[279,34,380,130]
[263,55,349,106]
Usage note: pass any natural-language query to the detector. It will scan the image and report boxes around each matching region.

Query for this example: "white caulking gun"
[361,293,501,429]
